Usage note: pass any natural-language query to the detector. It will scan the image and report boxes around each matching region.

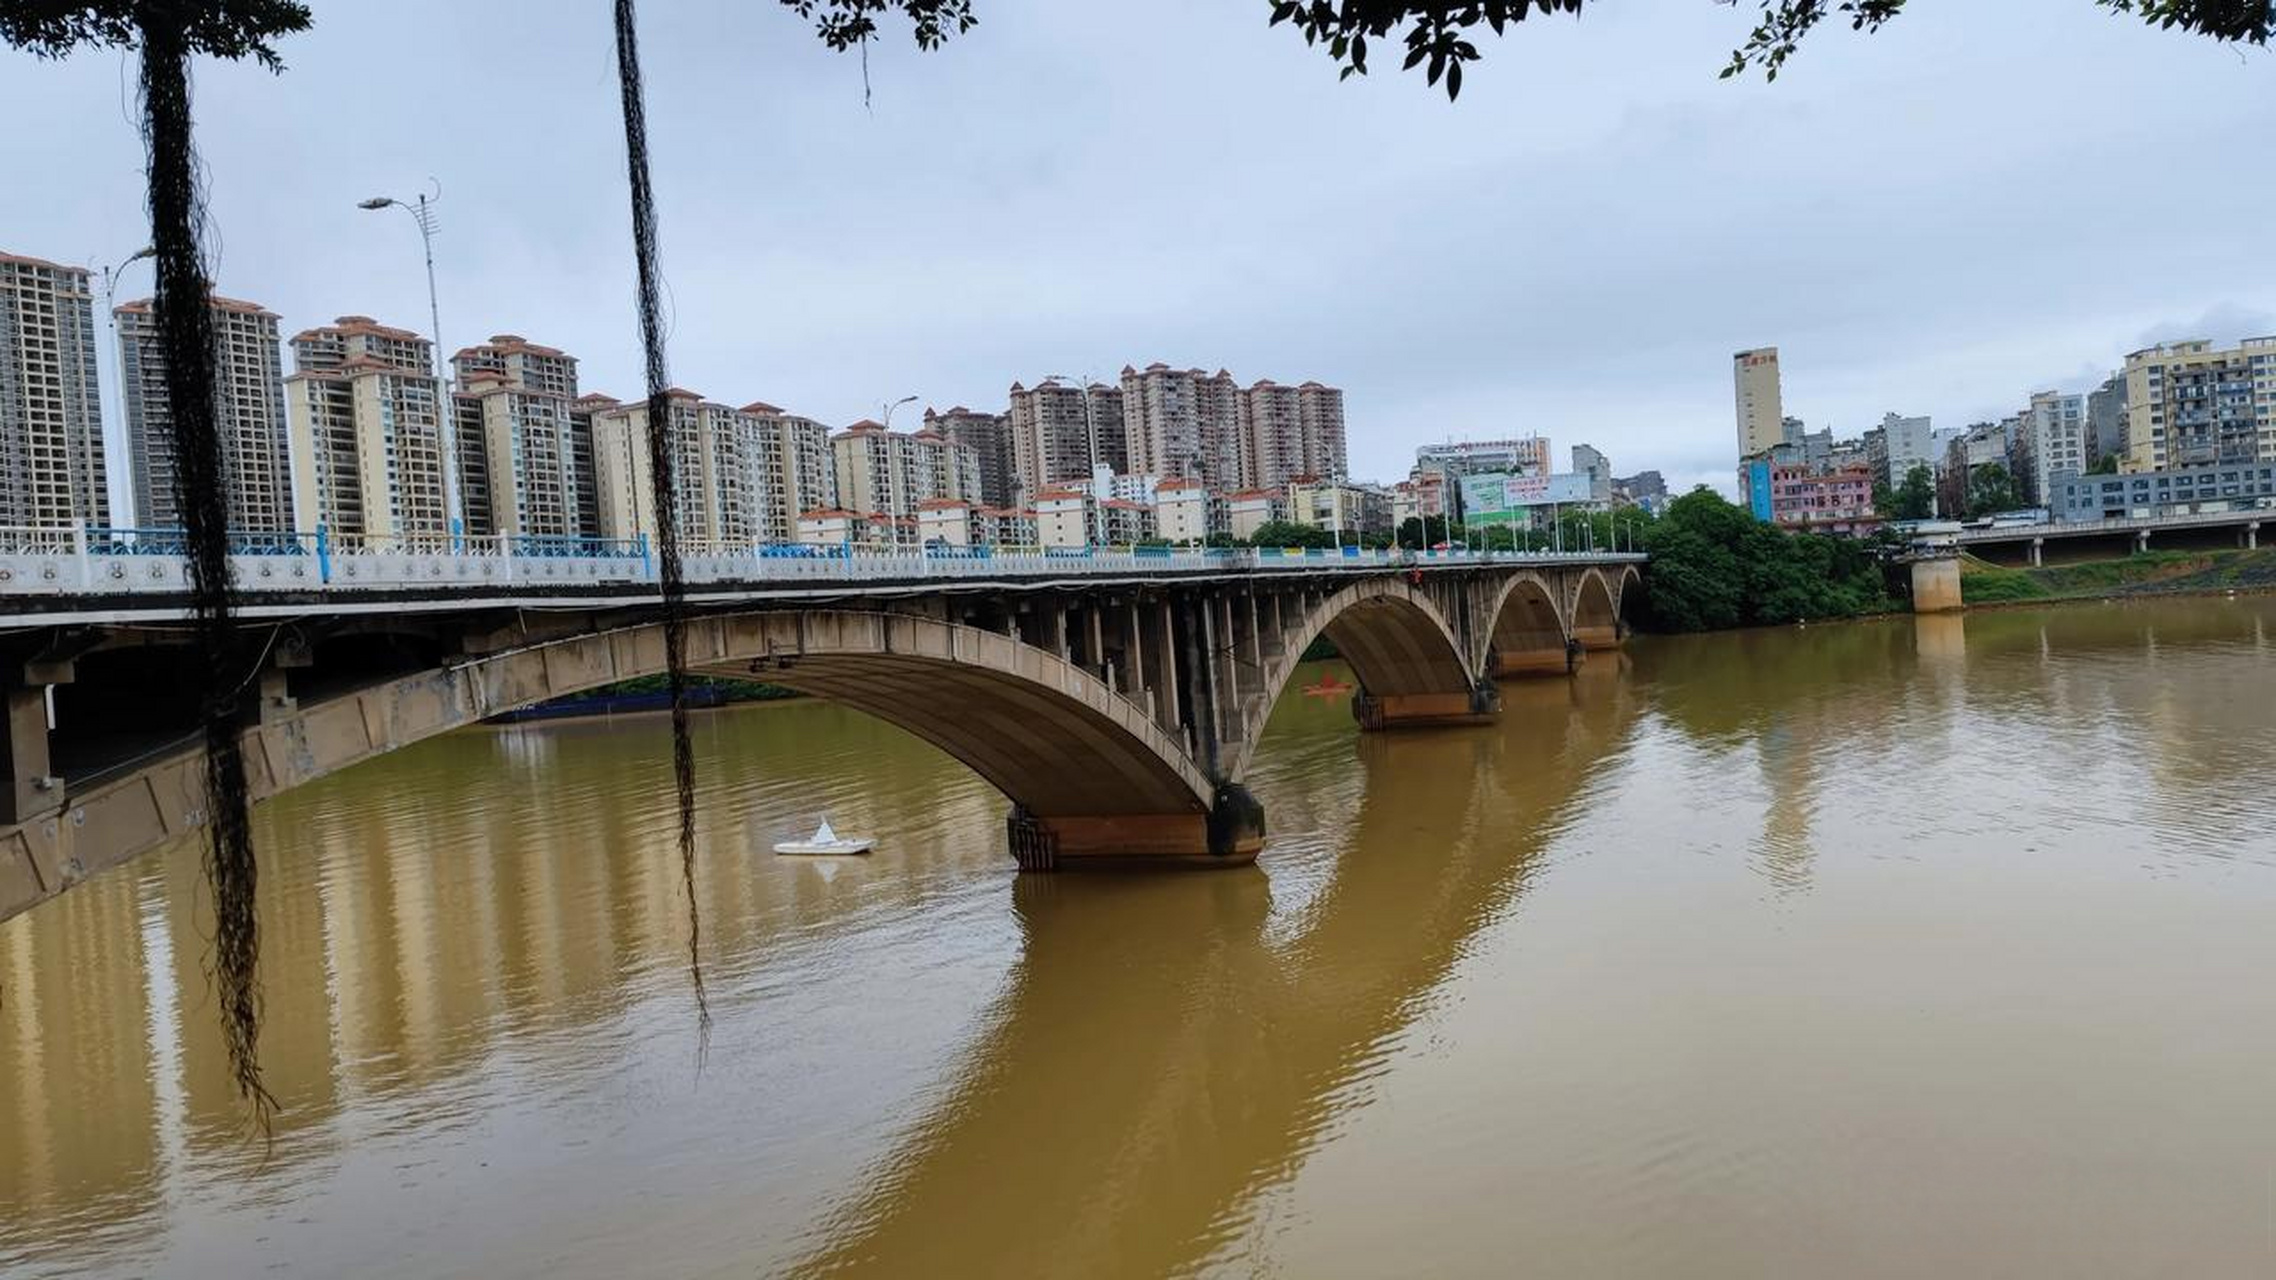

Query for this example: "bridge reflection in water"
[781,667,1636,1276]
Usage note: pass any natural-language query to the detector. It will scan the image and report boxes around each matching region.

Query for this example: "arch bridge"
[0,552,1642,921]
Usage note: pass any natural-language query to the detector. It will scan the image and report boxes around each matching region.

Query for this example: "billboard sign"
[1457,471,1594,525]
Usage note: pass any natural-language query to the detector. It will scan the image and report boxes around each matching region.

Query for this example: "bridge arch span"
[1482,571,1573,678]
[1227,579,1494,779]
[1571,567,1625,651]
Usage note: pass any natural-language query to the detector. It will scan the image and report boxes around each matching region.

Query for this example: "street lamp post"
[357,180,459,541]
[882,394,918,552]
[96,246,154,529]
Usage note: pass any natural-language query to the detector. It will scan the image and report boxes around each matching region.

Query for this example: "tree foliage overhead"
[1267,0,2269,97]
[0,0,309,68]
[778,0,975,50]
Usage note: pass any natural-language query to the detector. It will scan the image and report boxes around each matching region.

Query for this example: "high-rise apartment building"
[459,368,580,538]
[1009,379,1123,499]
[586,393,833,547]
[2121,337,2276,472]
[1240,379,1302,489]
[2021,391,2088,504]
[923,405,1015,507]
[832,419,981,520]
[283,316,450,540]
[1867,412,1935,490]
[568,394,617,538]
[451,393,491,536]
[1119,365,1239,490]
[0,252,108,528]
[590,391,769,545]
[1571,444,1612,503]
[291,314,431,375]
[451,334,577,400]
[115,293,290,531]
[1296,381,1348,481]
[445,336,588,541]
[1734,347,1784,458]
[285,366,449,540]
[742,402,838,539]
[1234,378,1348,489]
[2086,374,2127,464]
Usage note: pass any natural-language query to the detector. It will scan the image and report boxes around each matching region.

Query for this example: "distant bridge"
[1957,507,2265,567]
[0,540,1644,922]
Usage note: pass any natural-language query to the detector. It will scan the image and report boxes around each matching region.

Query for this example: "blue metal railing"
[85,527,319,557]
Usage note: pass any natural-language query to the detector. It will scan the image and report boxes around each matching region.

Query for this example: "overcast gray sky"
[5,0,2271,496]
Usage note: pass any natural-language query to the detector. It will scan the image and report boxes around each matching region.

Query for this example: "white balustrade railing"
[0,525,1645,602]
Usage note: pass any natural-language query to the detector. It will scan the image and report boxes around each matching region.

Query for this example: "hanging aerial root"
[140,16,275,1127]
[613,0,708,1039]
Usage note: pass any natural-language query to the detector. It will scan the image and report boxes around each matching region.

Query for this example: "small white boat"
[773,818,873,857]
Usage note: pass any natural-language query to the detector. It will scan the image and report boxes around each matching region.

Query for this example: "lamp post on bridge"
[356,180,459,542]
[95,245,155,529]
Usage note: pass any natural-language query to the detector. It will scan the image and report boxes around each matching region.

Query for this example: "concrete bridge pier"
[1351,680,1502,731]
[1491,647,1574,678]
[1,678,57,827]
[2244,521,2260,551]
[1570,623,1622,651]
[1005,789,1266,872]
[1911,555,1964,613]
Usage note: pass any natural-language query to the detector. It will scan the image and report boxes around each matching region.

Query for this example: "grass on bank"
[1962,547,2276,605]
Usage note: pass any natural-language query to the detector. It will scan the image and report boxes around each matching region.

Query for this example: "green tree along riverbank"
[1635,490,1896,632]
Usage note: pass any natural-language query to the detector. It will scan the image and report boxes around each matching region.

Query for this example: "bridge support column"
[2136,529,2152,554]
[1911,556,1963,613]
[1,684,58,826]
[2245,521,2258,550]
[1571,624,1621,651]
[1005,783,1265,872]
[2029,537,2044,568]
[1490,647,1571,678]
[1352,681,1500,730]
[257,667,298,725]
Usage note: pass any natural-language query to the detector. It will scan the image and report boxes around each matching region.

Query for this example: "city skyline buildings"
[13,223,2271,535]
[18,250,1374,542]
